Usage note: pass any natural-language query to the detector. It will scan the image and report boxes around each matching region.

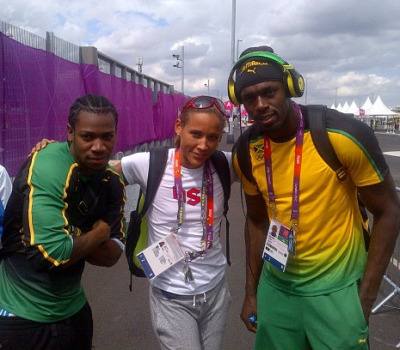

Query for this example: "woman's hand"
[29,139,56,156]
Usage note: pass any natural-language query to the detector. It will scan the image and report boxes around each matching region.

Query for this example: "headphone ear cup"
[234,84,242,104]
[282,70,292,97]
[285,69,305,97]
[228,76,241,105]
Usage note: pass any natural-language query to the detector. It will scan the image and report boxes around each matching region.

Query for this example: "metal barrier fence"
[0,21,46,50]
[49,32,80,63]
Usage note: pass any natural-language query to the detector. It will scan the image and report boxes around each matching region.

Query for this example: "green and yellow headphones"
[227,50,305,105]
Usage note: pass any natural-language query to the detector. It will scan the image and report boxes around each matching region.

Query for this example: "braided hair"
[68,94,118,129]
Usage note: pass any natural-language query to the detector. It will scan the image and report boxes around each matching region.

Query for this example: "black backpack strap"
[307,105,347,181]
[307,105,370,249]
[210,151,231,216]
[126,146,169,286]
[210,150,231,265]
[139,146,169,218]
[232,124,257,184]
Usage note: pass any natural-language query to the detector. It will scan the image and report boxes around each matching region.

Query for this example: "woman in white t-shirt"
[116,96,235,350]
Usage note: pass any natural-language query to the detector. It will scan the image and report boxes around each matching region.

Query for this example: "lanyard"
[263,103,304,253]
[200,160,214,251]
[173,149,214,281]
[173,149,184,231]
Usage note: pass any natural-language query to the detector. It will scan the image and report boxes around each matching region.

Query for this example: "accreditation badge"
[137,232,185,279]
[262,219,290,272]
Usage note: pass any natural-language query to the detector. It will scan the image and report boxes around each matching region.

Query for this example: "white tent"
[366,96,396,116]
[346,101,359,115]
[364,96,398,133]
[330,103,336,110]
[336,103,343,112]
[341,101,350,113]
[361,97,373,112]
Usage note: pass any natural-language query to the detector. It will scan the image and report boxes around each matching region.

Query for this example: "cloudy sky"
[2,0,400,108]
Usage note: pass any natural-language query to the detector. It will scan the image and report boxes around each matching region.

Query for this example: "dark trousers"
[0,303,93,350]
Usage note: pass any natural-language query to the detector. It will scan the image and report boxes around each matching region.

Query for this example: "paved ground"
[83,127,400,349]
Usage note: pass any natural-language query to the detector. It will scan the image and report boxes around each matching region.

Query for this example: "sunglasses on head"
[181,96,226,116]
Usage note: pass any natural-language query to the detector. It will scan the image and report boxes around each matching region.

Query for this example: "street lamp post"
[227,0,237,144]
[334,87,338,106]
[305,76,308,105]
[231,0,236,67]
[136,56,143,73]
[236,39,243,60]
[204,79,210,94]
[172,45,184,94]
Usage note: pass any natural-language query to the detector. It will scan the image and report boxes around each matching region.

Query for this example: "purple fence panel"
[81,64,156,151]
[153,92,188,140]
[113,79,156,152]
[0,35,6,166]
[1,33,85,176]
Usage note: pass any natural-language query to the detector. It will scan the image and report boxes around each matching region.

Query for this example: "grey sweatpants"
[150,277,231,350]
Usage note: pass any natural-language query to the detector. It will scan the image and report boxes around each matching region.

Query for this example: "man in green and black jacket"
[0,94,126,350]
